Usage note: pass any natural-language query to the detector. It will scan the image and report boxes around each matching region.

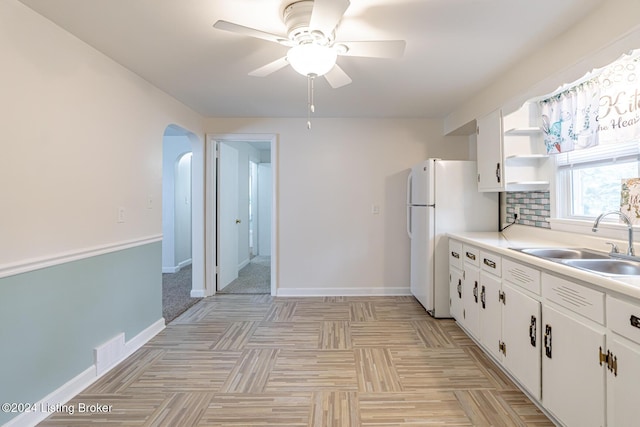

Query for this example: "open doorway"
[205,134,277,296]
[161,126,202,322]
[216,141,272,294]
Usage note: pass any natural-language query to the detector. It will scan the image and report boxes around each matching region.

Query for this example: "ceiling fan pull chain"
[307,74,311,129]
[310,74,315,113]
[307,74,317,130]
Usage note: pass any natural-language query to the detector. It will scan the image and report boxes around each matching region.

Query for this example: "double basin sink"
[511,247,640,276]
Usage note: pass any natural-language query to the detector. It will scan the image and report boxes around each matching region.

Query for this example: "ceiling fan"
[213,0,406,128]
[213,0,406,88]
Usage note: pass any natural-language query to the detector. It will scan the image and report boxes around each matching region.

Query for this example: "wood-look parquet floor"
[39,295,554,426]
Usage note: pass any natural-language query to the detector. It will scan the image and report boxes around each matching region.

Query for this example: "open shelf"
[505,181,550,192]
[505,127,542,136]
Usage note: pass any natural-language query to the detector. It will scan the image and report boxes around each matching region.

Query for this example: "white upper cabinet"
[476,103,551,192]
[476,108,504,192]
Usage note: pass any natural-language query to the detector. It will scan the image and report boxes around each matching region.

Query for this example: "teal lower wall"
[0,242,162,425]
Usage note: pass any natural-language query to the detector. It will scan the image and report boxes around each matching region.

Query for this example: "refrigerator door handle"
[406,171,413,239]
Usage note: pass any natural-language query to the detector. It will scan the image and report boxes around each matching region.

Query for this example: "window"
[556,140,640,219]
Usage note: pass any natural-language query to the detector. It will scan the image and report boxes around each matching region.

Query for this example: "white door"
[257,163,272,256]
[542,304,605,427]
[502,283,541,400]
[409,161,430,206]
[449,266,463,321]
[479,272,502,361]
[462,264,480,339]
[409,205,429,310]
[477,109,504,192]
[218,142,239,290]
[607,335,640,427]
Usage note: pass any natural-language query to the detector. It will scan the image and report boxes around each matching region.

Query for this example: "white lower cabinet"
[447,238,640,426]
[541,303,605,427]
[501,282,541,400]
[605,335,640,427]
[448,240,464,321]
[478,271,501,361]
[605,296,640,427]
[449,266,463,321]
[462,263,480,338]
[541,272,606,427]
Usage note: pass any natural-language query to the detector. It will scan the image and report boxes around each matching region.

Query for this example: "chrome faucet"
[592,210,635,256]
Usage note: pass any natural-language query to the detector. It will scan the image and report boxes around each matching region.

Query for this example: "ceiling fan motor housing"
[283,1,333,45]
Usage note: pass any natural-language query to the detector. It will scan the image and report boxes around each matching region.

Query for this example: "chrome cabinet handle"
[529,316,537,347]
[473,281,478,303]
[483,258,496,269]
[631,314,640,329]
[544,324,552,358]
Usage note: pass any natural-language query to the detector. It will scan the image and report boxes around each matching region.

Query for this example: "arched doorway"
[161,125,204,323]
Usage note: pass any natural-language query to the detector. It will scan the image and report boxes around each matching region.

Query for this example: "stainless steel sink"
[560,258,640,276]
[511,247,609,260]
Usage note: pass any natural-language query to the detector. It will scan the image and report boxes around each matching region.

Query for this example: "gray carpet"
[218,256,271,294]
[162,265,202,324]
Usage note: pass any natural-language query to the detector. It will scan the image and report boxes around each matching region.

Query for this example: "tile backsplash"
[505,191,550,228]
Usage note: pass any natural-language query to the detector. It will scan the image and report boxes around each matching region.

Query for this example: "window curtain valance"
[539,49,640,154]
[539,79,600,154]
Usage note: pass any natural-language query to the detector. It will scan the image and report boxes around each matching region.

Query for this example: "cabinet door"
[542,304,605,427]
[502,283,540,400]
[479,272,502,361]
[606,335,640,427]
[462,265,480,339]
[477,109,504,192]
[449,266,463,322]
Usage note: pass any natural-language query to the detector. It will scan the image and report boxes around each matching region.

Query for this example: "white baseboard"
[3,318,165,427]
[238,258,250,270]
[162,258,192,274]
[190,289,206,298]
[276,287,412,297]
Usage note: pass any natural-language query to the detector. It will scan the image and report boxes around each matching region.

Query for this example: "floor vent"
[94,333,125,376]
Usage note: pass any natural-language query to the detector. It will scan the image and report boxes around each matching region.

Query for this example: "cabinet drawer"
[463,245,480,266]
[480,250,501,277]
[502,258,541,294]
[542,273,604,324]
[607,296,640,345]
[449,239,463,270]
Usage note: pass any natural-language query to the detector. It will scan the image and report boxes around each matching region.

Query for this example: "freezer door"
[408,161,431,206]
[410,205,435,312]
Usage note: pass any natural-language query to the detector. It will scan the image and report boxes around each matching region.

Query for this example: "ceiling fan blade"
[324,64,352,88]
[248,57,289,77]
[213,20,290,45]
[338,40,406,58]
[309,0,350,38]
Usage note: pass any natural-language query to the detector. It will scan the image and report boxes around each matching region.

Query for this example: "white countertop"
[447,225,640,301]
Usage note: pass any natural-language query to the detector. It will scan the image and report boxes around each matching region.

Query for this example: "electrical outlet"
[514,206,520,218]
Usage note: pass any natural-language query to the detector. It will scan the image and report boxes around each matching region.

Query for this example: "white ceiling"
[19,0,605,119]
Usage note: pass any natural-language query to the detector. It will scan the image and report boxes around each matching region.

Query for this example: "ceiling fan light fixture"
[287,43,337,77]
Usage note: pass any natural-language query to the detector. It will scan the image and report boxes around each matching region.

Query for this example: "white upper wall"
[445,0,640,134]
[0,0,204,270]
[205,117,470,291]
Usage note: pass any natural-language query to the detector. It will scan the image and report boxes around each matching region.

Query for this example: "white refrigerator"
[407,159,498,318]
